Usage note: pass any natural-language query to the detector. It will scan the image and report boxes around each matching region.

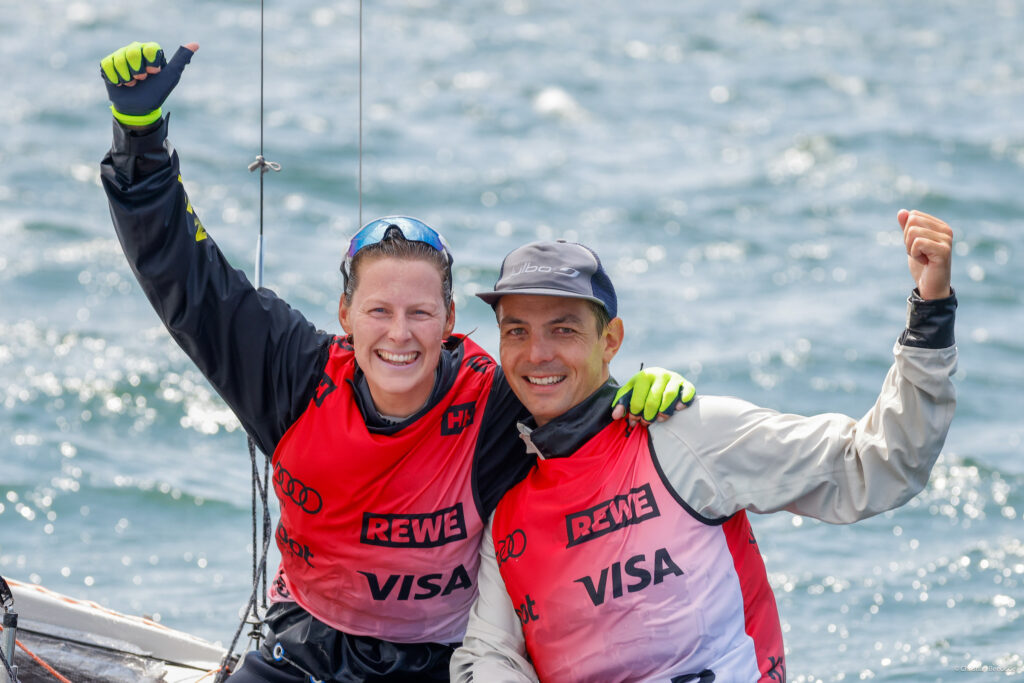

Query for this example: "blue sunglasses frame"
[344,216,453,265]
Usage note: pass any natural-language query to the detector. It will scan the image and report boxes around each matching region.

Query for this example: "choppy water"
[1,1,1022,680]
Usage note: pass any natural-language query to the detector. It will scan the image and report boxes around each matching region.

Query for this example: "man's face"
[497,295,623,426]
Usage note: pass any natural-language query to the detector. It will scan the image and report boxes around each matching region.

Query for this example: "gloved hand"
[100,41,198,126]
[611,367,696,425]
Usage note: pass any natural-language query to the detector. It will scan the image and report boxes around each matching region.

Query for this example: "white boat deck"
[4,579,229,682]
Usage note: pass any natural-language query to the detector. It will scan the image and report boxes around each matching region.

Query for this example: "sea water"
[1,1,1022,680]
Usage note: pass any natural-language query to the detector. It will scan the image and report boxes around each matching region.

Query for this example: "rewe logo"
[507,262,580,278]
[358,564,473,601]
[565,484,660,547]
[573,547,683,606]
[361,503,468,548]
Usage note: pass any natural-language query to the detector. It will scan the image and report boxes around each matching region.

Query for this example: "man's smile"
[524,375,566,386]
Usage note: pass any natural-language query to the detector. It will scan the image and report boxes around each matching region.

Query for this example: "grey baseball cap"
[475,240,618,318]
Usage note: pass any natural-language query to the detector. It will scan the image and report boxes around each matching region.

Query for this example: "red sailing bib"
[270,337,493,643]
[493,420,785,682]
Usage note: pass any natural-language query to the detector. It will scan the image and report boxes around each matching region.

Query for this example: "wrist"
[110,104,162,127]
[899,288,957,349]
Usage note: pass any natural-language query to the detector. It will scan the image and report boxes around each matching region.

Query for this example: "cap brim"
[475,287,609,311]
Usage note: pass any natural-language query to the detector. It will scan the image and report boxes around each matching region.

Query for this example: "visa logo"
[358,564,473,601]
[573,547,683,606]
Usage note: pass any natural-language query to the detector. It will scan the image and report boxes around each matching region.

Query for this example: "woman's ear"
[443,299,456,338]
[338,295,351,334]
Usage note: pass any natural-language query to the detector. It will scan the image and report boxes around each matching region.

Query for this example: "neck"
[525,382,619,459]
[368,387,430,420]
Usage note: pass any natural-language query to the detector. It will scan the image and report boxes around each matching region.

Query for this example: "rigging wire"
[216,1,278,679]
[218,0,365,676]
[359,0,364,227]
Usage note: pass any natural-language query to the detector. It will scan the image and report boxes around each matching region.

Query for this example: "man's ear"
[602,317,625,364]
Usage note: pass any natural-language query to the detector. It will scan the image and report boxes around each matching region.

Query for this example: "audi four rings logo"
[496,529,527,566]
[273,464,323,514]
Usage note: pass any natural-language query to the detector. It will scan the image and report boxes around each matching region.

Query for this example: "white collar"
[516,422,544,460]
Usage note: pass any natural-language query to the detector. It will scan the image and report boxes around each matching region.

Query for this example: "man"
[451,212,956,682]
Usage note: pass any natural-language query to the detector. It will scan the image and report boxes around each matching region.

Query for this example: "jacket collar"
[518,381,619,459]
[349,336,466,434]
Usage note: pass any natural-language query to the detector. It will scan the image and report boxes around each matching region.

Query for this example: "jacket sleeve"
[100,117,332,455]
[450,516,540,683]
[650,292,958,523]
[472,367,535,521]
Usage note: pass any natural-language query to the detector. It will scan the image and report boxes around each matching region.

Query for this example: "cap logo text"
[508,262,580,278]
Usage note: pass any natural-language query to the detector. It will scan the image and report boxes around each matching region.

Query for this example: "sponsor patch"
[361,503,468,548]
[565,483,660,547]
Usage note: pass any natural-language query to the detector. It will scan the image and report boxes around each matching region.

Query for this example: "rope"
[262,451,270,612]
[212,439,272,683]
[196,666,228,682]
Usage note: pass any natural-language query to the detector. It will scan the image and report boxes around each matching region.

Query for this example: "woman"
[100,42,691,682]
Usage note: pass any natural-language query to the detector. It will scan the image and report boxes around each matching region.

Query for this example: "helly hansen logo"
[565,483,660,547]
[574,547,683,606]
[357,564,473,601]
[361,503,468,548]
[442,402,476,435]
[467,355,493,374]
[314,372,337,407]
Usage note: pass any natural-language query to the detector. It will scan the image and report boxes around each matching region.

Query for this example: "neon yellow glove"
[612,367,696,422]
[100,41,196,126]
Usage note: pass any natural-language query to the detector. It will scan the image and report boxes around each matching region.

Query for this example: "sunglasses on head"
[344,216,453,270]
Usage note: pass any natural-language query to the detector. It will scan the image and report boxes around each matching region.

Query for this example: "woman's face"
[338,255,455,418]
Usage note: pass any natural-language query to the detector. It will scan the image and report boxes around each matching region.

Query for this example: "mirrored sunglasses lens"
[347,217,446,258]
